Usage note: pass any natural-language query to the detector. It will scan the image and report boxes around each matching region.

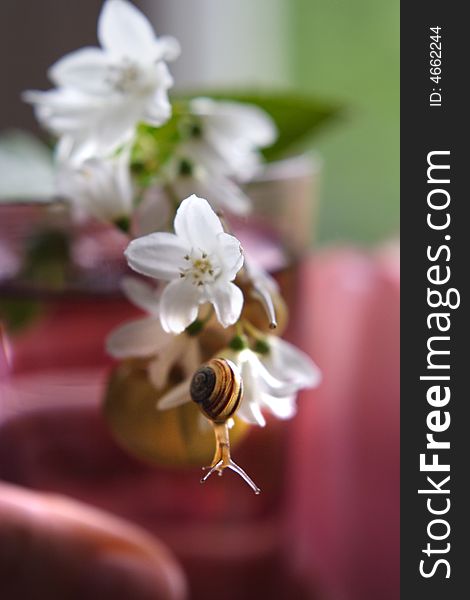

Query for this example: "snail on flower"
[105,195,320,494]
[190,357,261,494]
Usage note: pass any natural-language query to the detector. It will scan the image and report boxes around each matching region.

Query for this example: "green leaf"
[172,90,342,161]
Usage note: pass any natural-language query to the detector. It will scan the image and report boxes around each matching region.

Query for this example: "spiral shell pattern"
[190,358,243,423]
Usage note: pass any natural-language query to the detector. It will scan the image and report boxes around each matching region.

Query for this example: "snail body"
[189,357,260,494]
[190,358,242,423]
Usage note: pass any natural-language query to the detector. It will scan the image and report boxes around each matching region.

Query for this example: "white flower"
[244,258,279,296]
[182,98,277,181]
[259,336,322,393]
[156,338,321,427]
[56,151,133,225]
[106,277,200,389]
[233,341,320,426]
[23,0,179,162]
[233,349,295,426]
[124,194,245,334]
[243,257,281,327]
[168,158,251,216]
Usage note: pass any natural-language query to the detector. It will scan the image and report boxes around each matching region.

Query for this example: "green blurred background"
[290,0,399,243]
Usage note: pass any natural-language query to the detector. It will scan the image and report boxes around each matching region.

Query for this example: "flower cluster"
[107,194,321,427]
[24,0,179,163]
[167,97,277,216]
[23,0,321,482]
[23,0,276,228]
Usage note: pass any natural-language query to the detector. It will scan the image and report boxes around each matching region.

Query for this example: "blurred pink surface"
[0,245,400,599]
[286,244,400,600]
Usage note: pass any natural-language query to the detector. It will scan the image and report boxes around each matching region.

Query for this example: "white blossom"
[243,257,281,327]
[244,258,279,296]
[181,97,277,181]
[232,341,320,426]
[156,338,321,426]
[23,0,179,163]
[124,194,244,334]
[233,348,295,426]
[258,336,321,397]
[106,277,199,389]
[168,158,251,216]
[56,151,133,225]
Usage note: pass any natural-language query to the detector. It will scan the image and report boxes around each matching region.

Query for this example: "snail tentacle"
[200,456,261,495]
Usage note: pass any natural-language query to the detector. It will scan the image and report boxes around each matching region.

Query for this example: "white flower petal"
[106,317,171,358]
[188,98,277,180]
[48,47,111,94]
[261,393,297,420]
[253,357,299,397]
[121,276,160,316]
[205,129,261,180]
[143,88,172,126]
[236,353,267,426]
[25,1,178,163]
[133,187,172,236]
[56,153,133,222]
[180,337,202,379]
[230,102,277,147]
[98,0,158,59]
[174,194,224,250]
[25,88,137,162]
[159,279,201,334]
[157,379,191,410]
[191,98,277,148]
[23,88,103,134]
[172,171,251,217]
[263,337,322,389]
[125,232,189,280]
[83,97,142,155]
[177,137,231,178]
[244,258,279,294]
[237,400,266,427]
[232,348,301,426]
[215,232,244,280]
[147,337,185,390]
[208,176,252,216]
[157,35,181,61]
[148,336,199,391]
[141,62,173,125]
[210,282,243,328]
[55,134,100,167]
[113,147,134,207]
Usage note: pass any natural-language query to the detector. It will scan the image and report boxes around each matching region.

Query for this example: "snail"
[190,358,261,494]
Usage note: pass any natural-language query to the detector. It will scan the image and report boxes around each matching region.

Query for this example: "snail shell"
[190,358,243,423]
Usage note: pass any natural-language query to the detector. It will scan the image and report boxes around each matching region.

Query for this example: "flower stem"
[241,319,267,341]
[185,307,214,336]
